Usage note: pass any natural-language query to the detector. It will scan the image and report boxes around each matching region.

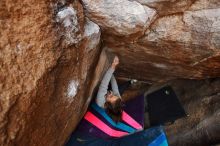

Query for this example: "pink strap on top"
[84,111,129,137]
[122,111,143,130]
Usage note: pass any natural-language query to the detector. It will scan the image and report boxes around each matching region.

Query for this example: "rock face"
[56,6,83,45]
[126,78,220,146]
[0,0,101,145]
[82,0,157,38]
[130,0,196,15]
[1,0,220,146]
[163,79,220,146]
[103,5,220,82]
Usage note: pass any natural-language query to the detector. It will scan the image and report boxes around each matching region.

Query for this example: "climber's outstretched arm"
[110,75,121,98]
[96,68,115,107]
[96,56,119,107]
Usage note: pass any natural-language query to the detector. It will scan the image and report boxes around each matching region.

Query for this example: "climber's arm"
[96,67,115,107]
[96,56,119,107]
[110,75,121,98]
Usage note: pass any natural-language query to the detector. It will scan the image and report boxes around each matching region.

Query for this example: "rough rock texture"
[130,0,197,16]
[1,0,220,145]
[144,78,220,146]
[103,6,220,82]
[165,79,220,146]
[131,0,220,15]
[56,6,83,45]
[82,0,157,39]
[0,0,101,145]
[189,0,220,11]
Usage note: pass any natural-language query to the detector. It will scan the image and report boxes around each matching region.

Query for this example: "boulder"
[1,0,220,145]
[82,0,157,38]
[56,6,83,45]
[105,8,220,82]
[0,0,101,145]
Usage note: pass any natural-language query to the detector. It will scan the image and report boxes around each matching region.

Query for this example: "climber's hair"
[104,97,123,123]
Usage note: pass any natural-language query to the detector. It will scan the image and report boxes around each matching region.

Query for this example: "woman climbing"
[66,56,169,146]
[96,56,124,122]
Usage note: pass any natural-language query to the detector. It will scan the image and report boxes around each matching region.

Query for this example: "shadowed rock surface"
[144,78,220,146]
[0,0,220,145]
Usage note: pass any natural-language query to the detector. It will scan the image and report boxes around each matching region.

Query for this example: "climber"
[66,56,169,146]
[96,56,124,122]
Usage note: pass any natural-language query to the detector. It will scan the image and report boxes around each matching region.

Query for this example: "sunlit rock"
[104,8,220,81]
[183,8,220,49]
[56,7,82,45]
[82,0,157,37]
[84,18,101,51]
[1,0,220,145]
[0,1,101,145]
